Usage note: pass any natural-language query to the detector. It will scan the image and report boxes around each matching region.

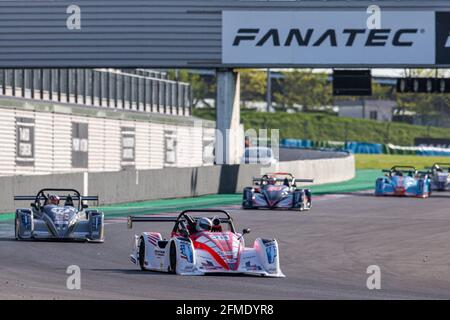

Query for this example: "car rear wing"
[127,216,231,229]
[128,209,233,229]
[427,163,450,171]
[264,172,294,178]
[252,177,314,183]
[127,216,178,229]
[294,179,314,183]
[383,166,417,173]
[391,165,417,171]
[14,195,99,201]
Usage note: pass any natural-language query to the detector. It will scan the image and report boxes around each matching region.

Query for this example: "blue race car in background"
[375,166,431,198]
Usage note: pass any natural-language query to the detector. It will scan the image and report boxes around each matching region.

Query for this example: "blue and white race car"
[375,166,431,198]
[427,163,450,191]
[14,188,104,242]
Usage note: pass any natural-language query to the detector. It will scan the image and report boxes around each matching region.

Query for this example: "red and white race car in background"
[128,210,284,277]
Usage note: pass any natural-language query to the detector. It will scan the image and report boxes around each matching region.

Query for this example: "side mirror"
[242,228,251,235]
[82,203,89,209]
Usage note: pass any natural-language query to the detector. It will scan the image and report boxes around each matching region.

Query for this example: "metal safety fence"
[0,68,192,116]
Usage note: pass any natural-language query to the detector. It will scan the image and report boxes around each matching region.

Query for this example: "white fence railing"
[0,68,192,116]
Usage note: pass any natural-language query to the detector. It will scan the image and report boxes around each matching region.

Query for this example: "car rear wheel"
[14,213,20,240]
[138,237,146,271]
[242,188,254,209]
[169,242,177,274]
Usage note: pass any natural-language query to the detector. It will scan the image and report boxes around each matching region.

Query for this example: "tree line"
[168,69,450,125]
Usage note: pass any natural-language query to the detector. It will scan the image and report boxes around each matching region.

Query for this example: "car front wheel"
[14,214,20,240]
[169,242,177,274]
[138,237,146,271]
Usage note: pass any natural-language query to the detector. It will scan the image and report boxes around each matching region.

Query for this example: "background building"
[0,68,215,176]
[337,100,397,122]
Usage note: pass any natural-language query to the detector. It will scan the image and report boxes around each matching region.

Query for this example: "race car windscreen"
[189,212,233,232]
[42,193,79,207]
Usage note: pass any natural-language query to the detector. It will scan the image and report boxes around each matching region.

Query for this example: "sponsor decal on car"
[265,244,277,264]
[91,216,101,231]
[21,213,31,228]
[146,233,160,246]
[245,261,263,271]
[209,234,230,241]
[200,260,223,271]
[154,249,165,257]
[179,243,193,263]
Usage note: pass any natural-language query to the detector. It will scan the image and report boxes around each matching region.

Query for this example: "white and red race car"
[128,209,284,277]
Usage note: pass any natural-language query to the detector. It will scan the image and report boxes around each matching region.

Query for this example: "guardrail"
[0,68,192,116]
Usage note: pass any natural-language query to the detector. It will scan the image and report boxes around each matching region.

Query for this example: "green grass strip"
[309,169,379,194]
[355,154,450,170]
[0,213,14,221]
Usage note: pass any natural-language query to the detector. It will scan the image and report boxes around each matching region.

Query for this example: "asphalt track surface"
[1,191,450,300]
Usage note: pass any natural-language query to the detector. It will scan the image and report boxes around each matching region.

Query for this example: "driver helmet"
[48,194,60,205]
[196,217,212,232]
[211,216,222,232]
[267,176,276,185]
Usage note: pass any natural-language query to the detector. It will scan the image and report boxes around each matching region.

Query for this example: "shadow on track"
[89,268,267,278]
[326,192,376,198]
[89,268,161,275]
[428,193,450,198]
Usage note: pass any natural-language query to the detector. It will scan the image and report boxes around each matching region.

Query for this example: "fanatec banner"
[222,11,438,66]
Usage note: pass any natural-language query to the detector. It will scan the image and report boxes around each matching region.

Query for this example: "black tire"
[242,188,254,209]
[14,213,20,240]
[293,190,305,211]
[242,202,252,210]
[138,237,146,271]
[169,241,177,274]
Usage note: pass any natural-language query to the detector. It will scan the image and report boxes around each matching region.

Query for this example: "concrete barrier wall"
[272,154,356,186]
[88,164,263,205]
[0,172,84,213]
[0,154,355,213]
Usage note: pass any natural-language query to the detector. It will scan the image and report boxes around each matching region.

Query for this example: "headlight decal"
[265,244,277,264]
